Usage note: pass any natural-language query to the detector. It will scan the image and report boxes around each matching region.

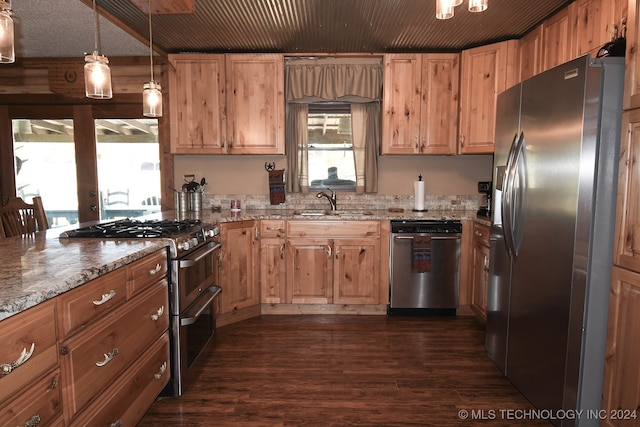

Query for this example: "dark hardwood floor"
[138,315,551,426]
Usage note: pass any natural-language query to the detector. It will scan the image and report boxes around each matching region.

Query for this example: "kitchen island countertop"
[0,208,482,321]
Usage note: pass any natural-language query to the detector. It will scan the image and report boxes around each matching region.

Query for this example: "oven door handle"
[180,286,222,327]
[178,242,221,268]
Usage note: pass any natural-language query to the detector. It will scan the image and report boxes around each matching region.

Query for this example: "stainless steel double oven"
[168,235,221,396]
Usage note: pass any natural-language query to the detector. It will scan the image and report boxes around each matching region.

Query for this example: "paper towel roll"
[414,180,425,211]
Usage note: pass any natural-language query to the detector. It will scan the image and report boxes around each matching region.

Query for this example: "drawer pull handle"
[154,361,167,380]
[1,342,35,375]
[109,420,122,427]
[151,306,164,321]
[93,290,116,306]
[149,263,162,275]
[25,415,41,426]
[266,226,282,231]
[96,348,119,367]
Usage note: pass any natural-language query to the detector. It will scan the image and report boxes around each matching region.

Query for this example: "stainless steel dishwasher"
[388,220,462,315]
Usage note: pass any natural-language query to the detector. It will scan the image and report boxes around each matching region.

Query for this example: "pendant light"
[435,0,455,20]
[0,0,15,63]
[143,0,162,117]
[468,0,488,13]
[85,0,113,99]
[435,0,488,19]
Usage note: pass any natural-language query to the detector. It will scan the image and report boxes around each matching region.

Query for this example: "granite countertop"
[0,208,491,321]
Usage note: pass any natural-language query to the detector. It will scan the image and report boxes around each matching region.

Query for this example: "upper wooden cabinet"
[169,53,285,155]
[381,53,459,155]
[169,54,227,154]
[625,0,640,110]
[459,40,518,154]
[541,4,577,71]
[225,54,285,154]
[518,27,543,82]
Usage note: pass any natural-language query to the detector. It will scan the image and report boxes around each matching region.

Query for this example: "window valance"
[285,58,383,103]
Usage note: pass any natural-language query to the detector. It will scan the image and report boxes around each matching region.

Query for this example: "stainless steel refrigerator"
[486,55,624,426]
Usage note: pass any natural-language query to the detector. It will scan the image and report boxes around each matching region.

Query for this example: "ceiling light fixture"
[143,0,162,117]
[84,0,113,99]
[0,0,15,63]
[435,0,488,20]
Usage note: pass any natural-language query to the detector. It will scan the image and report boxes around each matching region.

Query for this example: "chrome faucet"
[316,188,337,211]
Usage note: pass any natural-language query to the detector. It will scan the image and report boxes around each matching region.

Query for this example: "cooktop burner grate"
[61,219,203,238]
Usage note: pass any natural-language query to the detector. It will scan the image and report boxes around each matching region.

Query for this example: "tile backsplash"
[203,193,482,212]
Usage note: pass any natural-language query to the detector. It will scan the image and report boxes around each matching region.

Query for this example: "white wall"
[174,154,493,196]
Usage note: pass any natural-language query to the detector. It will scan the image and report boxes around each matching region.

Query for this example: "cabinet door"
[333,239,380,304]
[260,237,286,304]
[575,0,612,57]
[471,239,490,322]
[459,41,517,154]
[518,27,543,82]
[286,238,333,304]
[381,54,422,154]
[625,0,640,109]
[168,54,226,154]
[614,109,640,272]
[541,4,577,71]
[420,54,459,155]
[601,266,640,427]
[225,54,285,154]
[220,221,260,313]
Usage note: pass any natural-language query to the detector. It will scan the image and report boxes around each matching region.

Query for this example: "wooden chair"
[0,196,50,237]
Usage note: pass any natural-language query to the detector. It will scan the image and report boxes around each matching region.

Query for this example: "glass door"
[95,119,161,220]
[12,119,79,228]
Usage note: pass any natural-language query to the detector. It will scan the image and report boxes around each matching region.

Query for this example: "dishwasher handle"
[393,235,460,240]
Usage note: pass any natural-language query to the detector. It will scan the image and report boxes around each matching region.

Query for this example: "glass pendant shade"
[143,81,162,117]
[469,0,488,13]
[84,53,113,99]
[0,4,14,63]
[435,0,455,19]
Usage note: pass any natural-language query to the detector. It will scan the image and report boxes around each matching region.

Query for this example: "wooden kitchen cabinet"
[625,0,640,110]
[57,249,170,425]
[169,53,285,155]
[225,54,285,154]
[286,221,382,305]
[260,220,287,304]
[541,4,577,72]
[459,40,518,154]
[518,27,543,82]
[0,299,62,424]
[614,109,640,271]
[470,222,490,322]
[381,53,459,155]
[220,220,260,313]
[168,54,227,154]
[601,266,640,427]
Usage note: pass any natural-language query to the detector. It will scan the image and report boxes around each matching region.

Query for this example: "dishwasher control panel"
[390,220,462,234]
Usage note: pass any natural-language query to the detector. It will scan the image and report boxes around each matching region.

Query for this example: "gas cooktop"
[59,219,203,239]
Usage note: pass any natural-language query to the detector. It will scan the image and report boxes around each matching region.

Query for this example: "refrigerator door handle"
[503,131,525,259]
[502,132,520,259]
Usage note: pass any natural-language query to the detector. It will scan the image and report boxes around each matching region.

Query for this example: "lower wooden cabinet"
[470,222,490,322]
[601,266,640,426]
[259,220,287,304]
[0,368,63,427]
[220,220,260,313]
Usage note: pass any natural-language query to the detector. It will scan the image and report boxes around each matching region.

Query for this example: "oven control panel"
[176,224,220,252]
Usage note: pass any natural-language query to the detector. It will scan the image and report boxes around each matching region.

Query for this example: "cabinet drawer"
[287,221,380,238]
[261,220,286,238]
[60,280,169,419]
[0,369,63,427]
[57,267,128,339]
[70,332,170,427]
[0,299,57,404]
[128,248,168,297]
[472,222,490,246]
